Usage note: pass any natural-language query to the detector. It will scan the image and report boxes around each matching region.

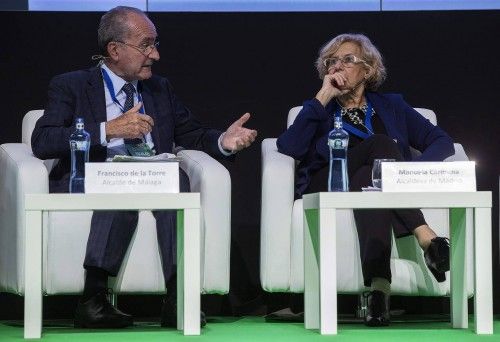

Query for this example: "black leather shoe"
[74,290,133,328]
[424,237,450,283]
[160,291,207,328]
[364,290,390,327]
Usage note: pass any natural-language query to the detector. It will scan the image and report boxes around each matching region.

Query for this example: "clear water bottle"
[328,116,349,192]
[69,117,90,193]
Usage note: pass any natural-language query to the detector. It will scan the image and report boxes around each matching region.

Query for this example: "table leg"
[319,208,337,335]
[176,210,184,331]
[473,207,493,334]
[177,208,200,335]
[304,209,319,330]
[449,208,467,329]
[24,210,43,339]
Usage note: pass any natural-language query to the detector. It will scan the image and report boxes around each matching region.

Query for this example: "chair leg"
[108,292,118,307]
[356,293,368,318]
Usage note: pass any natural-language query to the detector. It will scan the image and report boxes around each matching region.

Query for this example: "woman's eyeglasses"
[323,54,367,69]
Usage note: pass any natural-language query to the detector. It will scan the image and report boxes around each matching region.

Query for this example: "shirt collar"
[101,63,138,97]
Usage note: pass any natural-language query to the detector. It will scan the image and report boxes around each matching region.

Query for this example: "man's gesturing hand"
[105,102,154,140]
[221,113,258,152]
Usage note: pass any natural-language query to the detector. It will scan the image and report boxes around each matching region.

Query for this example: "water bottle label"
[328,138,346,149]
[71,141,88,150]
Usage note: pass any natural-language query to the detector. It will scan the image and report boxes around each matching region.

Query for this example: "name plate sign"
[381,161,476,192]
[85,162,179,193]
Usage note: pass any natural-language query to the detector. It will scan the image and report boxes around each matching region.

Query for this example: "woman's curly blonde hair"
[315,33,387,91]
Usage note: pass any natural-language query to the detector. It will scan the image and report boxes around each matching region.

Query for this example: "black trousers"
[306,134,426,286]
[82,169,191,283]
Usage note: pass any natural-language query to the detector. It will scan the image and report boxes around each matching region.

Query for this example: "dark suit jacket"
[277,92,455,197]
[32,67,225,192]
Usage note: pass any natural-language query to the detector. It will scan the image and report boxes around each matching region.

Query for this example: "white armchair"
[0,110,231,296]
[260,106,473,298]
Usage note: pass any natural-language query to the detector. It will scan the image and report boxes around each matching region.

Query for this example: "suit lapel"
[85,67,107,124]
[139,81,162,153]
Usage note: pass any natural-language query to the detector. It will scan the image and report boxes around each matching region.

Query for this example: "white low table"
[24,193,201,339]
[302,191,492,335]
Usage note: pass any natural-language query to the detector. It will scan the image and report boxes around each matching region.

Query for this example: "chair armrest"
[0,143,49,293]
[0,143,50,194]
[261,138,296,226]
[260,138,296,290]
[445,143,469,162]
[176,149,231,294]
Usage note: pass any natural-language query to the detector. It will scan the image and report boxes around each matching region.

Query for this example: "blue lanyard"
[335,99,374,139]
[101,67,144,114]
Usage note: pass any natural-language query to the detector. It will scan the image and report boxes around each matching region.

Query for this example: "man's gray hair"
[97,6,146,56]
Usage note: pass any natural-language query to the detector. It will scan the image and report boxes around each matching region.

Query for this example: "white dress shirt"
[99,63,154,150]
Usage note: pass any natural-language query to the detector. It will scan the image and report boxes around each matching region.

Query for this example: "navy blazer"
[277,92,455,197]
[32,67,225,192]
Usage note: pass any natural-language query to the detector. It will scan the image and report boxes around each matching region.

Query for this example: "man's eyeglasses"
[115,40,160,56]
[323,54,367,69]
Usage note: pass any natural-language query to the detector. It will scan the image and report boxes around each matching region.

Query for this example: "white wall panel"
[148,0,379,12]
[29,0,147,11]
[383,0,500,11]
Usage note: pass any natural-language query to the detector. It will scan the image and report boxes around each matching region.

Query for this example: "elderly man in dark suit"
[31,6,257,329]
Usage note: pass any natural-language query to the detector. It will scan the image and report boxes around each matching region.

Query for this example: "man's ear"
[106,42,119,61]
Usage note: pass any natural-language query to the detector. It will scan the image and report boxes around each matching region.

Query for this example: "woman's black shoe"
[364,290,390,327]
[424,237,450,283]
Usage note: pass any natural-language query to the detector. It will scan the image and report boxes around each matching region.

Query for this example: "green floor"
[1,317,499,341]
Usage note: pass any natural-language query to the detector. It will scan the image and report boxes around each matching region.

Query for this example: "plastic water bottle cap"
[75,117,84,130]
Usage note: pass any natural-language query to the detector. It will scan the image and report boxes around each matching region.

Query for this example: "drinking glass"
[372,159,395,189]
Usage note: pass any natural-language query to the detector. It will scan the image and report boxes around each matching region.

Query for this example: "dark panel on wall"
[0,10,499,318]
[0,1,28,10]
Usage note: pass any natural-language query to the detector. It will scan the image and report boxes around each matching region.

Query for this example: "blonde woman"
[277,33,452,327]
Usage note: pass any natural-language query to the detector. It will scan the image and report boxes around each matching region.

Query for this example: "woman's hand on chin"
[315,73,351,106]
